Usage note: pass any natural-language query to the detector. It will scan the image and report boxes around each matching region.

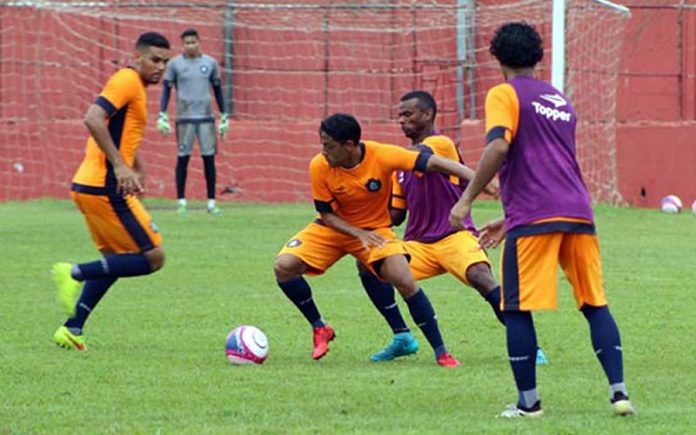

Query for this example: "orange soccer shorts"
[71,191,162,254]
[405,230,490,285]
[500,220,607,311]
[277,221,408,276]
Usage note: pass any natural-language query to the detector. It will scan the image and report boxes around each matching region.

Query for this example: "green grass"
[1,199,695,434]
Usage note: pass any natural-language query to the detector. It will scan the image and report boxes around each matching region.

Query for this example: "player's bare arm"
[84,104,143,196]
[449,138,508,229]
[424,154,499,196]
[319,211,386,250]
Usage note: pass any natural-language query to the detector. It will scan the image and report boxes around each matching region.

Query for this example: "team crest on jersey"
[365,178,382,192]
[286,239,302,248]
[199,65,210,74]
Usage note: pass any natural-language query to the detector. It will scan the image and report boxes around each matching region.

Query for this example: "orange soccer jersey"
[278,140,429,275]
[69,67,160,254]
[309,140,427,229]
[73,67,148,188]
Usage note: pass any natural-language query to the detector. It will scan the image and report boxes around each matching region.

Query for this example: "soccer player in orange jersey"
[274,113,479,367]
[51,32,171,351]
[449,22,635,417]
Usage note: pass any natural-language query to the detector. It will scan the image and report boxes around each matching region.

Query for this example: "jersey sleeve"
[422,136,459,161]
[209,60,222,86]
[390,172,407,210]
[484,83,519,144]
[422,135,462,185]
[379,144,429,173]
[95,70,140,117]
[309,155,335,213]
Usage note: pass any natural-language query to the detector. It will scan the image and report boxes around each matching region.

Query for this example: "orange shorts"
[500,220,607,311]
[277,221,408,276]
[71,191,162,254]
[406,231,490,285]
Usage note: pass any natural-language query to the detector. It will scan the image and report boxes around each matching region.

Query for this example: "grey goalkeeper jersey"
[164,54,221,122]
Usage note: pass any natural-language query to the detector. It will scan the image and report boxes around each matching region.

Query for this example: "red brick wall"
[1,1,694,208]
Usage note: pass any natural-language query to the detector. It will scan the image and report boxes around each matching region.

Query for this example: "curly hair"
[489,22,544,69]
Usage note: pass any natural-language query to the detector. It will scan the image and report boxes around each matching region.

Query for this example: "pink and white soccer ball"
[660,195,682,214]
[225,325,268,365]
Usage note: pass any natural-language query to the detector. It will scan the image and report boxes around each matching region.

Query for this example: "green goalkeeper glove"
[157,112,171,137]
[218,113,229,139]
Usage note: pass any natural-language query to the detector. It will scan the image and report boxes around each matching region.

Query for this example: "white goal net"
[0,0,629,203]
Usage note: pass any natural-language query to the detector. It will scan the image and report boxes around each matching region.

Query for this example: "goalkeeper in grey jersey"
[158,28,228,215]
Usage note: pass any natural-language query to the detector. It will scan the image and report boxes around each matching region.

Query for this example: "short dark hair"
[136,32,170,50]
[401,90,437,121]
[181,28,199,40]
[489,22,544,69]
[320,113,362,145]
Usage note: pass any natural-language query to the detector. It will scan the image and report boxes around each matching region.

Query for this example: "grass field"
[2,199,695,434]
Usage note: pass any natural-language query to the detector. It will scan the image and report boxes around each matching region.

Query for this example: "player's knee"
[378,256,417,296]
[274,255,302,282]
[381,269,418,297]
[144,247,165,272]
[393,280,419,298]
[466,262,497,296]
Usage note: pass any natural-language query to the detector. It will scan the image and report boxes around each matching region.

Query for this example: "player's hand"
[157,112,171,137]
[114,163,143,196]
[478,217,506,249]
[356,230,387,251]
[449,198,472,230]
[483,178,500,198]
[218,113,229,139]
[133,169,147,198]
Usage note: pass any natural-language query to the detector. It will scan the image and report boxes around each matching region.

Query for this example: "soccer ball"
[225,325,269,365]
[660,195,682,214]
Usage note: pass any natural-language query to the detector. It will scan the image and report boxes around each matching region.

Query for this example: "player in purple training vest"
[358,90,547,366]
[449,22,635,417]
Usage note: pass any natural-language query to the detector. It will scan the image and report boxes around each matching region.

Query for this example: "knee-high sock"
[360,272,409,334]
[504,310,539,408]
[176,155,191,199]
[64,277,118,332]
[405,289,445,357]
[582,305,626,392]
[202,155,216,200]
[72,254,152,280]
[278,277,324,328]
[484,286,505,326]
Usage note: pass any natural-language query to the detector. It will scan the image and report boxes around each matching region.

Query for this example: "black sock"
[582,305,625,386]
[405,289,445,357]
[278,277,324,327]
[64,277,118,332]
[503,310,538,408]
[176,155,190,200]
[202,155,216,200]
[359,272,409,334]
[74,254,151,280]
[484,286,505,326]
